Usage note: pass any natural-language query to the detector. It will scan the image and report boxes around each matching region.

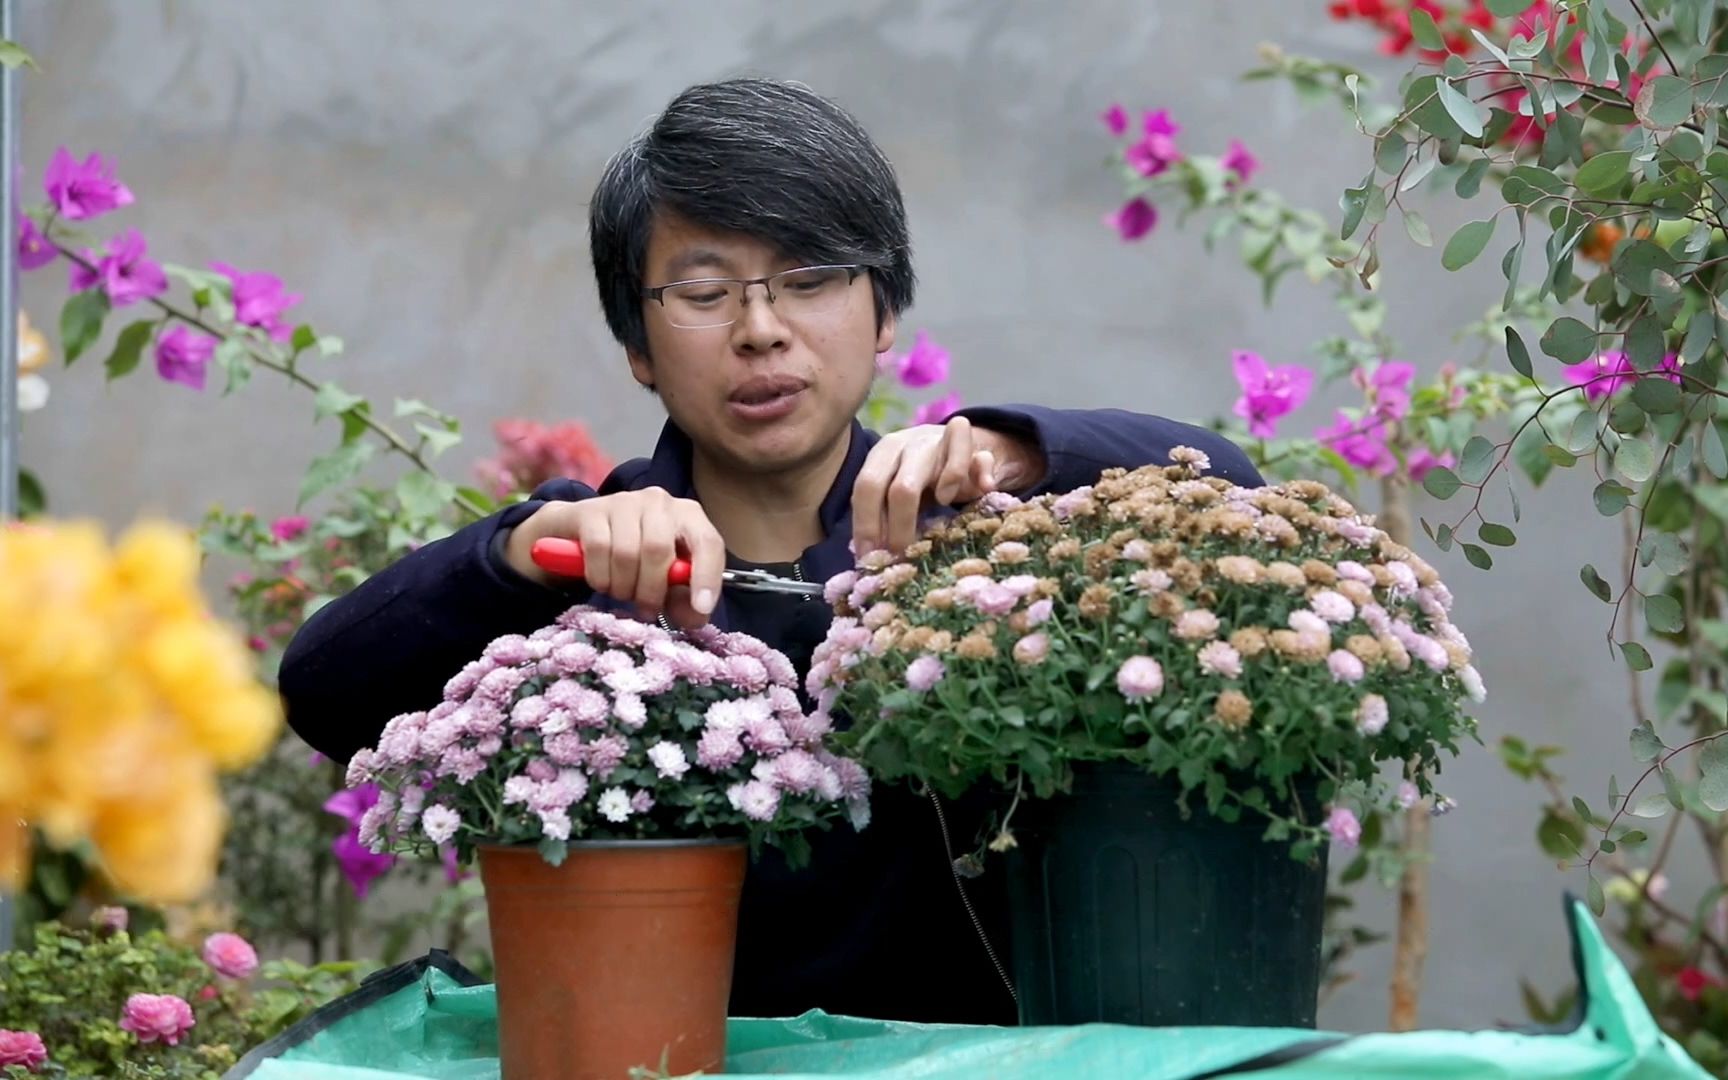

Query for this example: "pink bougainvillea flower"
[1231,350,1313,438]
[325,785,397,898]
[894,330,950,389]
[912,391,963,426]
[1318,411,1397,476]
[154,324,217,391]
[270,515,310,542]
[1104,197,1157,241]
[119,993,196,1046]
[1101,103,1129,137]
[212,261,302,342]
[1123,109,1182,177]
[44,147,134,221]
[1355,360,1417,421]
[1406,447,1456,482]
[202,932,259,980]
[15,213,54,271]
[70,228,167,307]
[1221,139,1260,186]
[1563,352,1680,401]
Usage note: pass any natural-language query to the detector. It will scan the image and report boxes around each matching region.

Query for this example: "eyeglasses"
[642,264,867,330]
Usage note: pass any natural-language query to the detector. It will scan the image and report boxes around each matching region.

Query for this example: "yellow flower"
[0,519,280,902]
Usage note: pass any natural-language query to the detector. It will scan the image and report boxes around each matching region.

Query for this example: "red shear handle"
[530,536,694,586]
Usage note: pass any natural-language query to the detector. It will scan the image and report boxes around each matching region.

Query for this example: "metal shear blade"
[721,568,825,597]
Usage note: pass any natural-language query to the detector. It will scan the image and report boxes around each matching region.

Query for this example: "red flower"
[1677,966,1721,1002]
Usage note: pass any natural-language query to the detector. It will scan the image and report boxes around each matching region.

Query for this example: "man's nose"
[730,282,791,353]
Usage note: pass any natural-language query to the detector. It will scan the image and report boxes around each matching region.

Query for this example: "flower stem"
[47,239,486,521]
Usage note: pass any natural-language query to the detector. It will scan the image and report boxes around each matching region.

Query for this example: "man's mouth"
[730,375,810,405]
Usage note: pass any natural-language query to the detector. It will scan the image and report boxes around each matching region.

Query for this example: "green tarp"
[228,898,1710,1079]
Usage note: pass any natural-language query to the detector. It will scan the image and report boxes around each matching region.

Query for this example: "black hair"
[589,77,915,356]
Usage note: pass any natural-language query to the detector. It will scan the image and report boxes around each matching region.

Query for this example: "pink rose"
[202,931,259,979]
[119,993,196,1046]
[0,1030,47,1071]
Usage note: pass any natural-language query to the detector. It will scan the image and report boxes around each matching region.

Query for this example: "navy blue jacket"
[279,403,1260,1024]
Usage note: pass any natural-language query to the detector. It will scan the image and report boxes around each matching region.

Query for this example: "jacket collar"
[640,418,877,541]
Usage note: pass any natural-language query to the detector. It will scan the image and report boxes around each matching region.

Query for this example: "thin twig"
[49,240,485,520]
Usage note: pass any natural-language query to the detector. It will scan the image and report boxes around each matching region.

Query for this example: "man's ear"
[627,348,655,392]
[874,309,897,356]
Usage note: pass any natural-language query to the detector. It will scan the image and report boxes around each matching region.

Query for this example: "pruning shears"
[529,537,824,597]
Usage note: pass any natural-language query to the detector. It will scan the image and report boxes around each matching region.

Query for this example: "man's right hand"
[503,490,725,628]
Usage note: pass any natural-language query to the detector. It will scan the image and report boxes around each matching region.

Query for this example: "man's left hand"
[851,417,1046,555]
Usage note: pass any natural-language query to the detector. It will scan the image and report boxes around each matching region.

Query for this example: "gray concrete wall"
[14,0,1682,1033]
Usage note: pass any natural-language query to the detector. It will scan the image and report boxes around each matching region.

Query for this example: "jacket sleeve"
[955,404,1264,492]
[277,478,596,765]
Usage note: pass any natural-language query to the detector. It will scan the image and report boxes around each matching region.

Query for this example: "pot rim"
[477,837,747,853]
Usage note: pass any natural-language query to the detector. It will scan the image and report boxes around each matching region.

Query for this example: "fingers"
[851,436,905,557]
[885,435,941,554]
[932,418,974,506]
[969,448,998,496]
[674,507,726,624]
[600,507,638,605]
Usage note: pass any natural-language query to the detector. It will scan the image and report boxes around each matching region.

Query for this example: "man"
[280,77,1260,1026]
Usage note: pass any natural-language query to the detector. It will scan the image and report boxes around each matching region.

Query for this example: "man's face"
[628,214,894,476]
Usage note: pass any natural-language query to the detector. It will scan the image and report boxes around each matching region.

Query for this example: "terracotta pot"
[478,838,747,1080]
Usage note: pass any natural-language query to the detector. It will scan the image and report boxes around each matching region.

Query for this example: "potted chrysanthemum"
[812,449,1480,1029]
[346,607,870,1080]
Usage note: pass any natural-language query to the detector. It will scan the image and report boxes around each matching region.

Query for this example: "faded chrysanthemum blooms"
[1443,641,1471,671]
[859,548,895,571]
[1078,583,1115,620]
[879,563,919,591]
[872,625,902,654]
[956,633,997,661]
[1172,480,1221,506]
[904,540,933,560]
[1345,635,1384,664]
[1255,515,1299,546]
[862,601,899,629]
[952,558,993,579]
[1270,629,1327,662]
[1084,545,1119,579]
[1378,634,1412,671]
[1229,627,1270,657]
[1005,508,1061,537]
[994,519,1031,542]
[926,630,955,653]
[990,541,1031,565]
[1285,479,1328,502]
[1048,538,1082,561]
[1169,559,1204,593]
[1150,591,1188,619]
[1369,564,1395,589]
[1300,560,1338,586]
[925,588,956,611]
[988,829,1019,853]
[967,517,1004,538]
[1335,579,1375,608]
[1214,555,1263,585]
[900,626,935,652]
[1033,577,1062,598]
[1169,446,1212,471]
[1007,611,1031,634]
[1265,561,1307,589]
[1214,689,1253,730]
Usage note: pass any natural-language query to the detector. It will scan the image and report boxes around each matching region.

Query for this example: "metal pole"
[0,0,21,952]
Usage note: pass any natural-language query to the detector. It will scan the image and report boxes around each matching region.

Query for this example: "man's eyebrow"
[662,248,736,279]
